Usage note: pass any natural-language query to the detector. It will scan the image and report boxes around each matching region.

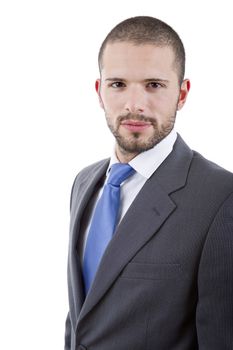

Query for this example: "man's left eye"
[147,82,162,88]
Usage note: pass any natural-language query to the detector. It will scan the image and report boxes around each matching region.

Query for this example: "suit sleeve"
[64,177,78,350]
[64,312,71,350]
[196,192,233,349]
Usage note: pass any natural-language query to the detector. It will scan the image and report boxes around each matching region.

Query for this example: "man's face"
[96,42,190,161]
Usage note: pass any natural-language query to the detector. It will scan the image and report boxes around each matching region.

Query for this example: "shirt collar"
[107,128,177,179]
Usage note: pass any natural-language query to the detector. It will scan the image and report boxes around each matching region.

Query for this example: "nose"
[124,87,147,114]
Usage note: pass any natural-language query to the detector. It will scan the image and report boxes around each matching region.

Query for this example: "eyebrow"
[144,78,169,83]
[105,78,125,82]
[105,78,169,83]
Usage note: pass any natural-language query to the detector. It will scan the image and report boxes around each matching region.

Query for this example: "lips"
[120,120,152,132]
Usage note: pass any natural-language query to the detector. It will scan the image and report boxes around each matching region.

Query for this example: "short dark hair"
[98,16,186,85]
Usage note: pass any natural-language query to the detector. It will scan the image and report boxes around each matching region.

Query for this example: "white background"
[0,0,233,349]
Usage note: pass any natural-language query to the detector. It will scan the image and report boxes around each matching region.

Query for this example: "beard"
[106,112,177,155]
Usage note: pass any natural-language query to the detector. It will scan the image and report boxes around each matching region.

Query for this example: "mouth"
[120,120,152,132]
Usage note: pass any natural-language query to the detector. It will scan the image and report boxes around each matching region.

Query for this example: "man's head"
[96,16,190,162]
[99,16,186,86]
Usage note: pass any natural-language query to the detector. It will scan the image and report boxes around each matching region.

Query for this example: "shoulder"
[73,158,110,185]
[174,135,233,206]
[175,134,233,190]
[190,150,233,187]
[186,150,233,212]
[69,158,110,209]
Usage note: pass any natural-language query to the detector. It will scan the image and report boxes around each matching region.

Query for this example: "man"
[65,16,233,350]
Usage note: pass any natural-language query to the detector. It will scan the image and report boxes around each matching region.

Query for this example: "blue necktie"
[83,163,135,294]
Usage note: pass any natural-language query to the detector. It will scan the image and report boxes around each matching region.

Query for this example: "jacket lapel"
[68,159,110,330]
[69,159,110,245]
[77,135,193,326]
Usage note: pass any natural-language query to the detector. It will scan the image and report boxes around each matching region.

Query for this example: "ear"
[177,79,191,111]
[95,79,104,109]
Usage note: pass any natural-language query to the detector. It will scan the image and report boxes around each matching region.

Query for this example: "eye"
[110,81,126,88]
[146,82,163,89]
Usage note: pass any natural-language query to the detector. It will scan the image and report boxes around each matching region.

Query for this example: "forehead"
[101,42,176,78]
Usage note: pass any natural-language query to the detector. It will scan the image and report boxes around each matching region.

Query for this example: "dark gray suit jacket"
[65,135,233,350]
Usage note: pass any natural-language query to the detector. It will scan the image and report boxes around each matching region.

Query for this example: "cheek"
[102,94,123,114]
[150,97,167,117]
[151,94,178,116]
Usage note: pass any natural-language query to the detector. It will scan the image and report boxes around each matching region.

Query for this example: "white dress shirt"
[81,129,177,260]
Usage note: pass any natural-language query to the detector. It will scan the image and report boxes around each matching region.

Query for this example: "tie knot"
[107,163,135,187]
